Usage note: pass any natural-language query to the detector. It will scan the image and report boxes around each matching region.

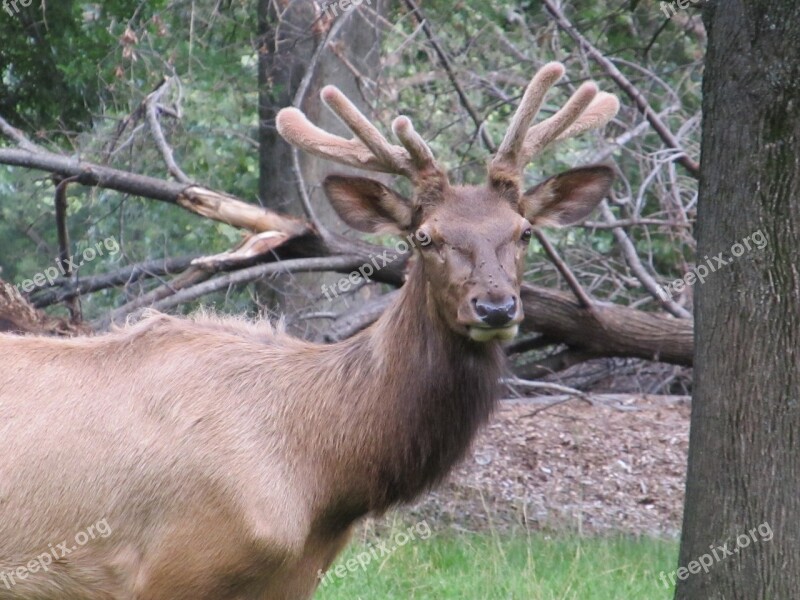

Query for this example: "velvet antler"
[277,62,619,191]
[490,62,619,182]
[276,87,439,179]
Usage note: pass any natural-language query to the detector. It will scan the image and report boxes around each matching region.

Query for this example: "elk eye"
[521,228,533,243]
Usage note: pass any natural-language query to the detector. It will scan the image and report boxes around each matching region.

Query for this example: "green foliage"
[0,0,170,131]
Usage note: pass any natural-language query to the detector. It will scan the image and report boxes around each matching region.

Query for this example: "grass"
[316,521,678,599]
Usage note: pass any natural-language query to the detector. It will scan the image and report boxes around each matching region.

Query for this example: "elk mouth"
[467,324,519,342]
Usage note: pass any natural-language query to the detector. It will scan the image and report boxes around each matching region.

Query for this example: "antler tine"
[319,86,413,176]
[493,62,565,170]
[277,86,445,182]
[392,116,436,171]
[276,107,398,173]
[519,81,599,163]
[552,92,620,143]
[489,64,620,183]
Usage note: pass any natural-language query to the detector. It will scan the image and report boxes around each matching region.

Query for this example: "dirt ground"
[402,395,690,538]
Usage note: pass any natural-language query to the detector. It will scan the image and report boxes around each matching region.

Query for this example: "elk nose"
[473,297,518,328]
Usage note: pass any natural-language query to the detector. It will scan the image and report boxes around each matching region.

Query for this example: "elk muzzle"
[467,294,521,342]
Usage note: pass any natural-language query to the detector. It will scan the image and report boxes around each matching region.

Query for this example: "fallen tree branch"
[0,279,89,336]
[148,256,366,315]
[30,256,197,307]
[520,284,693,365]
[0,148,310,237]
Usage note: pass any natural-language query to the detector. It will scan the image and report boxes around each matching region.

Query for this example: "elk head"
[277,63,618,342]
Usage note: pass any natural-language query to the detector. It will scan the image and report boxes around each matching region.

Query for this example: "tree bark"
[675,2,800,598]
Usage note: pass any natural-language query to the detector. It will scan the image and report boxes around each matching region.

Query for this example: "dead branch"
[541,0,700,178]
[144,77,191,184]
[0,148,310,237]
[147,255,366,313]
[30,256,197,307]
[0,279,89,336]
[520,284,692,366]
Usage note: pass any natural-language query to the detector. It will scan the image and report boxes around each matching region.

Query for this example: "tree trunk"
[675,2,800,598]
[257,0,387,338]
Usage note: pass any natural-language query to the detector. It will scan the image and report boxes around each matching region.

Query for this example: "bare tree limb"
[599,201,692,319]
[0,279,89,336]
[30,256,197,307]
[144,77,192,184]
[0,115,41,153]
[148,255,365,314]
[53,176,82,322]
[0,147,311,237]
[541,0,701,178]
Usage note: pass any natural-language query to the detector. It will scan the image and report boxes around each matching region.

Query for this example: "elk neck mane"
[336,256,506,509]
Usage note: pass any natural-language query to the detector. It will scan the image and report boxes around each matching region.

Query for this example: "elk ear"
[323,175,414,234]
[521,165,614,227]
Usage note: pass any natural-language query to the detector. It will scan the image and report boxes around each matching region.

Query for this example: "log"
[520,284,693,366]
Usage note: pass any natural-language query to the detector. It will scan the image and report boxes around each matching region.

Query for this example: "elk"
[0,62,618,599]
